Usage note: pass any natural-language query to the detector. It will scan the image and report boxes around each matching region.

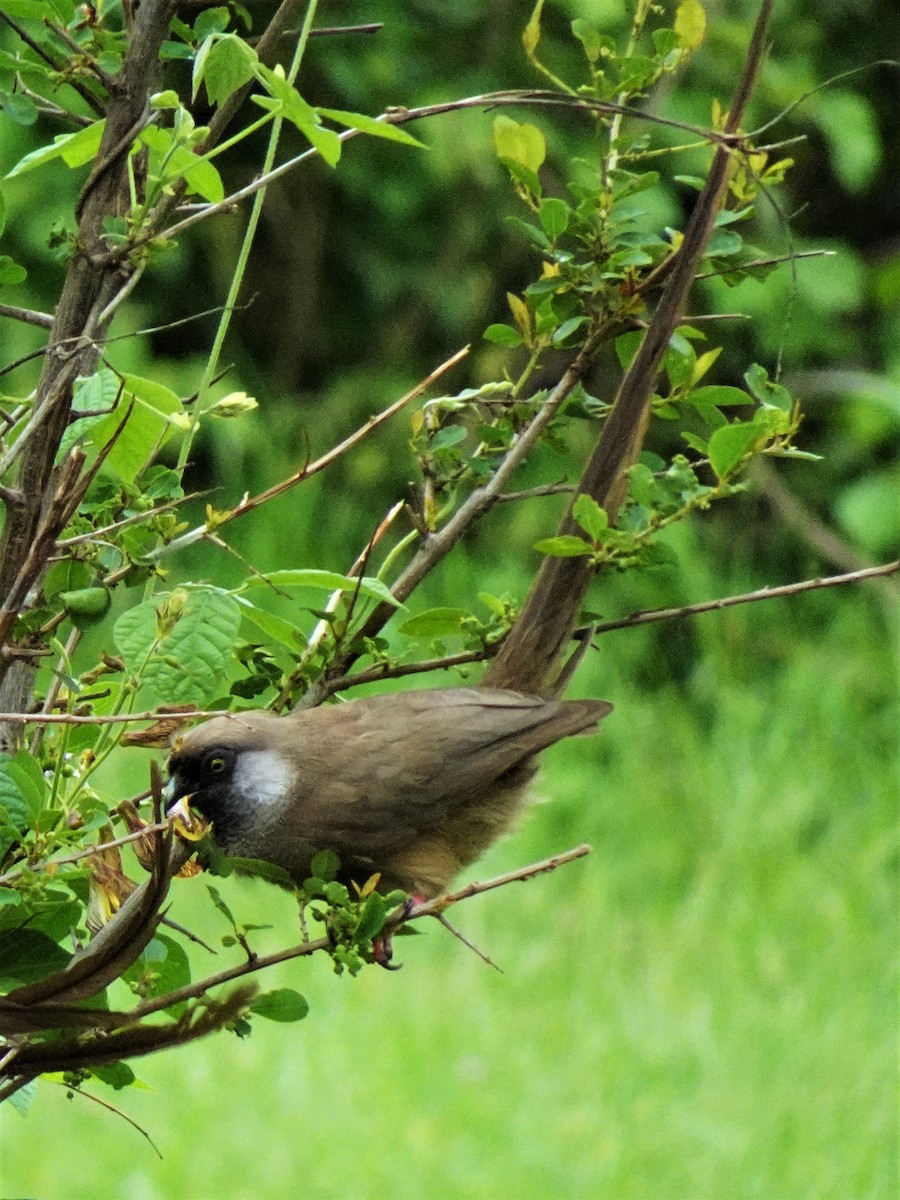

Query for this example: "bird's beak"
[163,776,207,840]
[168,794,208,841]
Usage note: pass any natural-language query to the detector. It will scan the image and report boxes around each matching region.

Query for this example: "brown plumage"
[165,687,612,897]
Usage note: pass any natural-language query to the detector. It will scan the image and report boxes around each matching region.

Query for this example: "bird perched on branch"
[164,21,753,907]
[165,686,612,899]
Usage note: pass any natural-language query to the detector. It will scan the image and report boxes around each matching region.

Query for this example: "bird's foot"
[371,893,424,970]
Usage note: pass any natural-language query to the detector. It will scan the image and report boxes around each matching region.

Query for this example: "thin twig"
[53,1081,163,1158]
[145,346,470,562]
[591,560,900,635]
[0,303,54,329]
[0,818,175,886]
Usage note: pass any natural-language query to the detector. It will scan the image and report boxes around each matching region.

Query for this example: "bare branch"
[0,303,53,329]
[590,560,900,636]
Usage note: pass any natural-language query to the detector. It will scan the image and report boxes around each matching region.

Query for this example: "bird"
[164,686,612,899]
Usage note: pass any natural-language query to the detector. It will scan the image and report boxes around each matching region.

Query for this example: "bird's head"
[164,713,297,850]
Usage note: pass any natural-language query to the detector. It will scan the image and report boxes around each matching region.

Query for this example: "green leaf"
[572,494,608,542]
[615,330,643,369]
[533,535,592,558]
[571,19,603,64]
[0,255,26,285]
[316,108,425,149]
[354,892,389,943]
[744,363,792,411]
[688,385,751,408]
[140,124,224,203]
[65,371,184,482]
[429,425,467,452]
[550,315,587,346]
[5,119,105,179]
[242,569,402,608]
[0,887,22,907]
[252,66,341,166]
[114,586,242,706]
[58,587,111,629]
[708,422,762,481]
[197,34,258,105]
[399,607,469,639]
[251,988,309,1023]
[1,91,38,126]
[193,6,229,38]
[91,1062,137,1090]
[0,928,71,989]
[310,849,340,881]
[522,0,544,57]
[0,750,46,825]
[675,0,707,50]
[483,323,523,347]
[0,0,57,15]
[492,115,545,175]
[235,597,307,650]
[539,197,569,240]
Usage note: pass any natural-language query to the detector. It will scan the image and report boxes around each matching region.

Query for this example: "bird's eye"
[206,754,228,776]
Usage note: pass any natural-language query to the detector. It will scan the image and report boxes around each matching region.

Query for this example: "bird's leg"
[371,893,424,970]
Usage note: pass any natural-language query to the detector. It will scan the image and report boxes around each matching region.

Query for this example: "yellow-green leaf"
[675,0,707,51]
[492,115,545,174]
[522,0,545,58]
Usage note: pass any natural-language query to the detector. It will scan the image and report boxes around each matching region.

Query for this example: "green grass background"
[1,581,896,1200]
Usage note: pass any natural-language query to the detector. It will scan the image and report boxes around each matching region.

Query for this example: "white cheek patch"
[232,750,295,811]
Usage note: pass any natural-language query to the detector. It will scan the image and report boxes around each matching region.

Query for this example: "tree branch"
[482,0,775,695]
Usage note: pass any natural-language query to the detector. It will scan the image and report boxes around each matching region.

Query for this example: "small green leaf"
[533,535,592,557]
[550,315,587,346]
[0,928,71,989]
[235,597,306,650]
[0,750,46,824]
[708,422,762,481]
[572,494,608,541]
[252,66,341,166]
[492,115,545,175]
[399,607,469,639]
[198,34,258,105]
[539,197,569,240]
[140,125,224,202]
[316,108,425,148]
[522,0,544,57]
[483,323,523,347]
[58,586,111,629]
[91,1062,137,1090]
[1,91,38,126]
[675,0,707,50]
[354,892,389,943]
[310,849,340,881]
[0,255,26,285]
[571,18,603,63]
[688,385,751,408]
[251,988,309,1022]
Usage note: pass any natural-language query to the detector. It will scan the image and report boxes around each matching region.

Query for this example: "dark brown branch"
[0,0,175,729]
[483,0,775,695]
